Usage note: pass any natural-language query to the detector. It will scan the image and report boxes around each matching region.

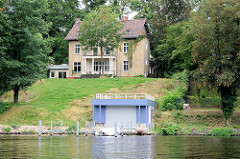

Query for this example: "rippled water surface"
[0,135,240,158]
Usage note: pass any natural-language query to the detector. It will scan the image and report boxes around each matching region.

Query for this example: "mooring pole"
[114,122,117,137]
[60,121,62,135]
[121,121,123,136]
[147,123,149,135]
[39,120,41,136]
[93,121,95,134]
[50,121,53,136]
[76,121,79,136]
[85,121,88,136]
[130,121,132,135]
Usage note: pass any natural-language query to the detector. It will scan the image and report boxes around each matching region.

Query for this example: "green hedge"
[154,121,181,135]
[210,128,234,136]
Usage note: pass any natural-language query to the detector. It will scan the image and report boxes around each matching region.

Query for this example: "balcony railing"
[96,93,155,101]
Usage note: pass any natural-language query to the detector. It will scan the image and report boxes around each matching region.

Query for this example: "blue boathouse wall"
[92,99,157,125]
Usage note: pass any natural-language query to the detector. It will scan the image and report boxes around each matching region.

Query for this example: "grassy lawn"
[0,77,156,126]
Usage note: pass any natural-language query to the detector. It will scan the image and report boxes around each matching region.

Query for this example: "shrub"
[210,128,234,136]
[11,123,20,129]
[135,74,145,77]
[2,126,11,133]
[154,121,181,135]
[66,125,77,133]
[0,102,11,114]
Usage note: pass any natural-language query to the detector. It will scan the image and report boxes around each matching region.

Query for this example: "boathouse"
[92,93,157,129]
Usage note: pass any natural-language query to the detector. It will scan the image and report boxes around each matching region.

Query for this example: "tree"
[47,0,86,64]
[83,0,107,11]
[150,0,192,77]
[191,0,240,124]
[78,6,124,75]
[154,22,194,77]
[0,0,51,103]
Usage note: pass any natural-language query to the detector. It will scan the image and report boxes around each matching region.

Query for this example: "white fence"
[96,93,155,101]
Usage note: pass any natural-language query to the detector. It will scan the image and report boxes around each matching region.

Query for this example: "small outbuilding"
[92,93,157,130]
[48,64,68,79]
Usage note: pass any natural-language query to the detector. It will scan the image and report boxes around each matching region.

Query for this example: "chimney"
[121,16,128,21]
[75,18,80,23]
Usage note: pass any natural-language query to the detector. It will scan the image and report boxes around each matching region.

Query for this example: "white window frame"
[104,61,110,72]
[50,71,55,78]
[123,43,129,53]
[123,61,129,71]
[73,62,81,72]
[58,72,67,79]
[92,47,98,55]
[94,61,110,72]
[75,44,80,54]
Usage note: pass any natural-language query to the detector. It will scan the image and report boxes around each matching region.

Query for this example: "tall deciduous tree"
[150,0,192,77]
[78,6,124,76]
[0,0,51,103]
[191,0,240,124]
[47,0,86,64]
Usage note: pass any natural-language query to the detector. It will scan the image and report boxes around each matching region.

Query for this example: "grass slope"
[0,78,156,126]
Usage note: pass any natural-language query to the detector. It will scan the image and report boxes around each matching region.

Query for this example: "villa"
[49,16,152,78]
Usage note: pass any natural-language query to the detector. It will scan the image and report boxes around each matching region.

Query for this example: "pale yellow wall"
[117,37,150,77]
[68,41,82,77]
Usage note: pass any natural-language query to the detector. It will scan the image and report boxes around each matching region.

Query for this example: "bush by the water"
[154,121,181,135]
[2,126,11,133]
[0,102,11,114]
[210,128,234,136]
[160,71,188,111]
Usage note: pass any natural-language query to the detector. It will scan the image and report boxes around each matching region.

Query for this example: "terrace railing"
[96,93,155,101]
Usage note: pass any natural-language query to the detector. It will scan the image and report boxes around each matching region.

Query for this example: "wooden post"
[121,121,123,136]
[50,121,53,136]
[93,121,95,134]
[147,123,149,135]
[60,121,62,135]
[114,122,117,137]
[38,120,41,136]
[127,121,129,135]
[130,121,132,135]
[76,121,79,136]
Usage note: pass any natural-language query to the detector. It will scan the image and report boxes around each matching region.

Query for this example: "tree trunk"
[14,85,20,104]
[101,46,104,76]
[219,86,237,125]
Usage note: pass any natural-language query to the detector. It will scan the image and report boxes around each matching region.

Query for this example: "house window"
[123,61,129,71]
[146,43,148,50]
[94,62,101,72]
[59,72,66,79]
[93,47,98,55]
[83,50,87,56]
[75,44,80,54]
[50,72,55,78]
[105,47,111,55]
[94,61,109,72]
[126,29,131,33]
[123,43,129,53]
[105,61,109,71]
[74,62,81,72]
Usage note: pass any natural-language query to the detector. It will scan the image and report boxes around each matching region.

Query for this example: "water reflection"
[92,136,154,158]
[0,135,240,158]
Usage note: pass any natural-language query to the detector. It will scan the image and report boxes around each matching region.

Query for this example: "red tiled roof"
[65,19,148,40]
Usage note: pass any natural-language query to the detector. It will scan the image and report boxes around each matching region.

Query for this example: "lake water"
[0,135,239,158]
